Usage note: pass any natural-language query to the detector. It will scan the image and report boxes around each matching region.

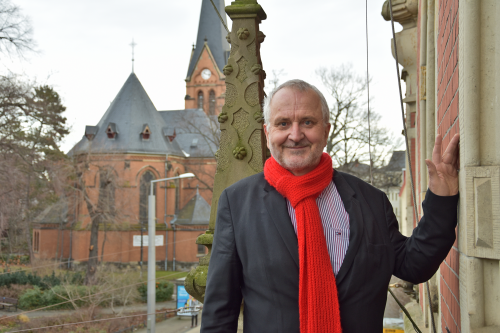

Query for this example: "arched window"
[139,171,156,224]
[209,90,216,115]
[197,91,204,111]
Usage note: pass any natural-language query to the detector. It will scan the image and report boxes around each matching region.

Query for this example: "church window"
[141,124,151,140]
[197,91,204,111]
[139,171,156,224]
[209,90,216,115]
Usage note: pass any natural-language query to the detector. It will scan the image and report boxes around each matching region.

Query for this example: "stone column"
[382,0,418,236]
[185,0,267,304]
[458,0,500,331]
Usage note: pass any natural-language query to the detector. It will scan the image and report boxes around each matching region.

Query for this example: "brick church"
[32,0,229,271]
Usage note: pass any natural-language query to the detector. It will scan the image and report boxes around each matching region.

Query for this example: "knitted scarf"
[264,152,342,333]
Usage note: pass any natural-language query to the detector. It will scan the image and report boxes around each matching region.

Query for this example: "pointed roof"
[175,187,210,225]
[186,0,230,80]
[383,151,406,172]
[70,73,184,156]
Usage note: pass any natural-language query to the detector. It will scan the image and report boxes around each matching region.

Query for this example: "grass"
[156,271,188,280]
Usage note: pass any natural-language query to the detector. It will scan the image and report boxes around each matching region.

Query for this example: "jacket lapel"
[333,171,365,285]
[263,182,299,268]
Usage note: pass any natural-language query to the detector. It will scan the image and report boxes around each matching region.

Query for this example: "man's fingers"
[432,134,443,165]
[442,134,460,165]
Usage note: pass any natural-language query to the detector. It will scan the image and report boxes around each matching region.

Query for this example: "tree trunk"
[25,176,34,264]
[100,222,107,262]
[85,216,99,285]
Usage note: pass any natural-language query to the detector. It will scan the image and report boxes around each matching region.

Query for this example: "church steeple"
[186,0,230,81]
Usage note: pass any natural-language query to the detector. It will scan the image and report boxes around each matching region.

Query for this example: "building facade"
[32,0,229,271]
[382,0,500,332]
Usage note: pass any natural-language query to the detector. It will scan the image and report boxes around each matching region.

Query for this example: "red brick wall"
[36,227,206,266]
[436,0,460,332]
[185,47,226,116]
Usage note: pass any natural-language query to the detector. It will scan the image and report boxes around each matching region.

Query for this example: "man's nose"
[288,122,304,142]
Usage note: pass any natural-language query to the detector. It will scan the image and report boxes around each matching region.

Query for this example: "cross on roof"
[130,39,137,73]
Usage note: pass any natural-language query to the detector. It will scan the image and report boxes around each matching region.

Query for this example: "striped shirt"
[286,180,350,276]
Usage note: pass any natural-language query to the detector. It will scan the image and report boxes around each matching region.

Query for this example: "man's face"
[264,87,331,176]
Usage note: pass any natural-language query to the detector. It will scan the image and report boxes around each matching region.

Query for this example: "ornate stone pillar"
[185,0,267,304]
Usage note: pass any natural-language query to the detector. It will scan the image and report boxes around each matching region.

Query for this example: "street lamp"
[140,225,146,278]
[147,173,194,333]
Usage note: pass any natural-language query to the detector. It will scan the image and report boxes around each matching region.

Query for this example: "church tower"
[185,0,230,116]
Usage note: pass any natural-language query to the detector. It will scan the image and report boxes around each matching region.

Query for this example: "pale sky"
[4,0,405,153]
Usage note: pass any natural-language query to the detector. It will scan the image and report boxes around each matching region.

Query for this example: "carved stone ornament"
[237,27,250,40]
[254,111,264,123]
[226,33,231,44]
[232,146,247,160]
[261,69,267,80]
[257,31,266,43]
[223,64,234,76]
[250,64,262,75]
[218,111,229,123]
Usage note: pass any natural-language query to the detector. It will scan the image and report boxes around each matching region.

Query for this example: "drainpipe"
[164,221,168,271]
[171,215,177,271]
[164,154,169,271]
[69,186,77,269]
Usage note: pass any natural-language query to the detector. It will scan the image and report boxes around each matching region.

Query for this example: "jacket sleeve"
[201,189,243,333]
[388,189,459,284]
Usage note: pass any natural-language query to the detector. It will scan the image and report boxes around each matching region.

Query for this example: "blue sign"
[177,285,189,309]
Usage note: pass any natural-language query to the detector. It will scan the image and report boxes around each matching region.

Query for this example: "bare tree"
[0,0,35,57]
[265,69,286,95]
[172,111,219,193]
[316,64,402,168]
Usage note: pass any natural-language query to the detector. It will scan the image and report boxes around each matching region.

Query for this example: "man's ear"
[264,124,271,149]
[324,123,331,142]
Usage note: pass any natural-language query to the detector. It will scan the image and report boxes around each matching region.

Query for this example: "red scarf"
[264,152,342,333]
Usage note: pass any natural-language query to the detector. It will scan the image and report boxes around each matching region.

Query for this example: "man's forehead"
[270,88,322,118]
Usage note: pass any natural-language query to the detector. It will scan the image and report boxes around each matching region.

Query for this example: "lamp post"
[147,173,194,333]
[140,225,146,278]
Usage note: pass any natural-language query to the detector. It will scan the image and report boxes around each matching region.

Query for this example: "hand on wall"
[425,133,460,196]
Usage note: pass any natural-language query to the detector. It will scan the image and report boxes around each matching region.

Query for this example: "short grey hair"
[263,79,330,125]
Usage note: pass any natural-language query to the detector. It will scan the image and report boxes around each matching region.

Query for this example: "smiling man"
[201,80,460,332]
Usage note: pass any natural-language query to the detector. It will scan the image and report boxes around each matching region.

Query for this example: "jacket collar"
[262,170,365,284]
[333,171,365,285]
[263,180,299,268]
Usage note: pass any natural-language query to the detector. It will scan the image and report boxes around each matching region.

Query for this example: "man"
[201,80,459,332]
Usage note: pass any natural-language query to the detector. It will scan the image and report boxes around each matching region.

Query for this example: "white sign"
[133,235,164,247]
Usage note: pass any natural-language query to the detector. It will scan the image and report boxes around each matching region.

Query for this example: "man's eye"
[304,120,311,125]
[280,122,287,126]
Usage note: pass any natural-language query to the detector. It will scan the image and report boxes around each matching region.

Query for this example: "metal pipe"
[419,0,427,196]
[172,216,177,272]
[164,154,169,271]
[147,173,194,332]
[147,194,156,333]
[164,222,168,271]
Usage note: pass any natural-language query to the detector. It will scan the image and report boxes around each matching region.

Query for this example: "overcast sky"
[4,0,405,153]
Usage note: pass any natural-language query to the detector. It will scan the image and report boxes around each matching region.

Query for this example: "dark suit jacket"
[201,171,458,332]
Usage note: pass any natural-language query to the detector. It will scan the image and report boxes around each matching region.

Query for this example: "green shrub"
[0,270,61,289]
[18,286,45,309]
[19,284,92,310]
[137,281,174,302]
[42,285,90,309]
